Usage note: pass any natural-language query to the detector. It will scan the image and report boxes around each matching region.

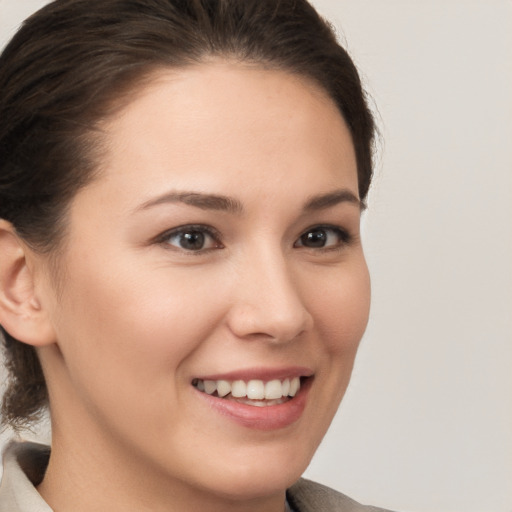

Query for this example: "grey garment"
[0,441,393,512]
[287,478,394,512]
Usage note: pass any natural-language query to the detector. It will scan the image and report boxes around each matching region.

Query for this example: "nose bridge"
[228,245,312,342]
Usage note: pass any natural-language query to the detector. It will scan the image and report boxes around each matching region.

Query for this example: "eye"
[158,225,223,252]
[294,225,351,250]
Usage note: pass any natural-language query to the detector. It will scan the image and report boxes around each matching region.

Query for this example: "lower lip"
[195,378,312,431]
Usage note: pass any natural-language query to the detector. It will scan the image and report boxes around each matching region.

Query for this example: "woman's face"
[38,62,370,503]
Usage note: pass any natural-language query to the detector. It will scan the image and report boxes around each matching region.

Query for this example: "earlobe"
[0,220,56,347]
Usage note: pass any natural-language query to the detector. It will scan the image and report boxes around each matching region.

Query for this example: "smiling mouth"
[192,377,305,407]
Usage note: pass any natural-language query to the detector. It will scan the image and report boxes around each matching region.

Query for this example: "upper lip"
[193,366,314,382]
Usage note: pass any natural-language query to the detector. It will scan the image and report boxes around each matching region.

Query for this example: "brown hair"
[0,0,376,429]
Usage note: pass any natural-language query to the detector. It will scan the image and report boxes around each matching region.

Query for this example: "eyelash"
[155,224,352,253]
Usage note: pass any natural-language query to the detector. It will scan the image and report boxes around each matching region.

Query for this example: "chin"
[202,463,304,501]
[189,439,315,501]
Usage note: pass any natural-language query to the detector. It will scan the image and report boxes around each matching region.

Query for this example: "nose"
[226,250,313,343]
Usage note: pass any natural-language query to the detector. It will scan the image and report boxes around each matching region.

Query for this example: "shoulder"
[287,478,394,512]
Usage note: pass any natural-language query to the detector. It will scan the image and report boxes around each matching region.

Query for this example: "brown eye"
[299,228,328,248]
[177,231,206,250]
[294,226,350,249]
[161,225,222,252]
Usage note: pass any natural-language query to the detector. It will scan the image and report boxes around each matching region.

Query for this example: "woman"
[0,1,386,511]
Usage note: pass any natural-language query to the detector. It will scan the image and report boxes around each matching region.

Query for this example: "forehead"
[86,61,358,207]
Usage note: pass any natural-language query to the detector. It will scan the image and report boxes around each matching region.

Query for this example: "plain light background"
[1,1,511,511]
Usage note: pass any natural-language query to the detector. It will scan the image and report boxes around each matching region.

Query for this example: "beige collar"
[0,441,52,512]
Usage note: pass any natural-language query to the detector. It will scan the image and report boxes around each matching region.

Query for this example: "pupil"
[302,229,326,247]
[180,231,205,250]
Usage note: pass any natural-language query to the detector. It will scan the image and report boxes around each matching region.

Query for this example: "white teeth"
[289,377,300,397]
[216,379,231,397]
[194,377,303,400]
[282,378,290,396]
[204,380,216,395]
[265,379,283,400]
[248,400,267,407]
[231,380,247,398]
[247,380,265,400]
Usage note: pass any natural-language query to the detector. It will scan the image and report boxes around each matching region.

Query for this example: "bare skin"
[0,61,370,512]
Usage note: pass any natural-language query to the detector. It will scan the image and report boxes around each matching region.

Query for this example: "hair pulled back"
[0,0,375,429]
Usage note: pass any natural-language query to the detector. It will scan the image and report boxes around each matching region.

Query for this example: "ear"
[0,220,56,347]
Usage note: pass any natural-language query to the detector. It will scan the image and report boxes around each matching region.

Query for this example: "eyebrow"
[137,191,244,214]
[304,189,362,211]
[136,188,361,215]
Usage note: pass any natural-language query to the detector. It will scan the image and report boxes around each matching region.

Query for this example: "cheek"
[297,259,370,453]
[51,256,227,409]
[310,258,371,355]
